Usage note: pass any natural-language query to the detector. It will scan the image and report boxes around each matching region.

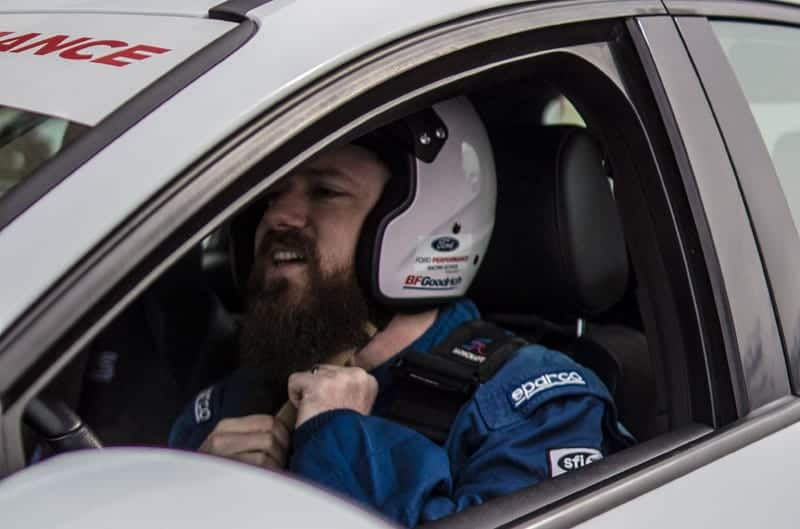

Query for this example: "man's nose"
[263,187,310,230]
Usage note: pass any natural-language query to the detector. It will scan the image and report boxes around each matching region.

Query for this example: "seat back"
[470,125,664,440]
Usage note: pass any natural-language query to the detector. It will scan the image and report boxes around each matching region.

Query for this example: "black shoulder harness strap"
[386,320,532,444]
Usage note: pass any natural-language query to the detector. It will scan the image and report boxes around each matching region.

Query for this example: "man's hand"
[288,365,378,428]
[198,415,290,470]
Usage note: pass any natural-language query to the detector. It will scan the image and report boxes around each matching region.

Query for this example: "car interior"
[22,68,674,503]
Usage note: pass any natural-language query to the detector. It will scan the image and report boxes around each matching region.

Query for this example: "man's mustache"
[256,229,315,260]
[247,229,317,299]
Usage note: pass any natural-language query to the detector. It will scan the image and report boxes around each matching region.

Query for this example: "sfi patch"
[194,387,213,423]
[547,448,603,477]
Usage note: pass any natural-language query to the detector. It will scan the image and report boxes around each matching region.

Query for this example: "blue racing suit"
[170,299,632,527]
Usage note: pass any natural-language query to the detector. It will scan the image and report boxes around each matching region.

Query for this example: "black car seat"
[76,244,237,446]
[470,125,666,441]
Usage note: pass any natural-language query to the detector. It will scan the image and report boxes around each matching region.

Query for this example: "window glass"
[713,21,800,234]
[542,95,586,127]
[0,106,88,198]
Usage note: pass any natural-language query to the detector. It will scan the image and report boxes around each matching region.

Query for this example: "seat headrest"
[470,125,628,322]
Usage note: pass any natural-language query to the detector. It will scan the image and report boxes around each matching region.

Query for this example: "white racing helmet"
[354,96,497,309]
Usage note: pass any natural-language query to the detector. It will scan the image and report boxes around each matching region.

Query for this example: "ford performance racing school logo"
[403,275,463,291]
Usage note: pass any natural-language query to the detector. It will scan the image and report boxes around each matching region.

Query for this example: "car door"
[0,1,790,527]
[555,3,800,528]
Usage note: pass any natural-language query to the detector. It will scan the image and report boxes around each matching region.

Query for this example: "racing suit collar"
[369,298,480,382]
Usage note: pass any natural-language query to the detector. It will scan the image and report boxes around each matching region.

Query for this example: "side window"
[25,60,687,463]
[713,21,800,235]
[0,106,88,198]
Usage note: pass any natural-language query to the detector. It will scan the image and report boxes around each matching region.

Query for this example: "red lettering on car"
[92,44,171,67]
[11,35,93,55]
[0,30,172,67]
[59,40,128,60]
[0,32,40,52]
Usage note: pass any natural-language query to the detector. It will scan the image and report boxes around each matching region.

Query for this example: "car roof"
[2,0,798,19]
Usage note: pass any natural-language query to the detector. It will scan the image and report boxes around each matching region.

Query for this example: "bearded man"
[170,100,632,528]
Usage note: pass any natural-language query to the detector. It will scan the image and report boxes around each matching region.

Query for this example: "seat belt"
[386,320,534,444]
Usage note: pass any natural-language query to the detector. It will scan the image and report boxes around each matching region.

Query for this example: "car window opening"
[23,59,694,527]
[35,89,654,429]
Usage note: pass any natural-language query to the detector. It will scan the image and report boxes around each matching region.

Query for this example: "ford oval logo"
[431,236,460,252]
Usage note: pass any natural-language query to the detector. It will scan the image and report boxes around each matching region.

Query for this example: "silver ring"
[310,365,320,375]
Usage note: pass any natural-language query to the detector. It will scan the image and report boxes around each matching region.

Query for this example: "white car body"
[2,1,800,528]
[0,448,396,528]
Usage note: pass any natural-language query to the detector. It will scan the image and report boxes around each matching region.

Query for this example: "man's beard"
[237,230,373,404]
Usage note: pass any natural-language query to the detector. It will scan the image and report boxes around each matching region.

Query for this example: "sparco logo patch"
[194,387,213,423]
[431,236,460,252]
[548,448,603,477]
[509,371,586,408]
[403,275,463,290]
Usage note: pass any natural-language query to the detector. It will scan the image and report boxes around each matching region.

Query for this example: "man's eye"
[314,186,343,199]
[262,191,281,207]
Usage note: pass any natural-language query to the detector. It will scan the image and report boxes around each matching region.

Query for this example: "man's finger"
[233,450,285,470]
[200,431,287,462]
[269,416,291,450]
[308,363,342,375]
[214,414,279,434]
[288,371,313,407]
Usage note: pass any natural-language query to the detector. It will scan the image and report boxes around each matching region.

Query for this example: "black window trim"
[673,15,800,398]
[0,17,257,232]
[209,0,276,22]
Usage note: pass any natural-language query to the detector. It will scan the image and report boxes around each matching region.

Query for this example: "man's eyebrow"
[305,166,356,183]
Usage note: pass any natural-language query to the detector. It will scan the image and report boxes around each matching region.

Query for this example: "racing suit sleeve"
[290,347,619,528]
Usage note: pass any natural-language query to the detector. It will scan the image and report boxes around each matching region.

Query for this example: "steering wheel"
[24,396,103,452]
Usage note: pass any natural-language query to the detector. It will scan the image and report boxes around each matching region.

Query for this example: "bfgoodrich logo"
[403,275,463,290]
[510,371,586,408]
